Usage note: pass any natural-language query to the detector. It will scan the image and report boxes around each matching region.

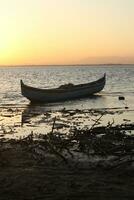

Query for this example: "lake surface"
[0,65,134,110]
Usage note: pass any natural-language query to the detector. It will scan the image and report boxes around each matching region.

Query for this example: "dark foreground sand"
[0,140,134,200]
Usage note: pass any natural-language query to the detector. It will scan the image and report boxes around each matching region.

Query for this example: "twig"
[90,114,104,130]
[51,117,56,134]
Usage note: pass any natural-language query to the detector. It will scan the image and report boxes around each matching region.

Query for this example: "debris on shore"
[0,107,134,200]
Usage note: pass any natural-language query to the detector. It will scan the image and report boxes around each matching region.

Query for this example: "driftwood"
[1,118,134,168]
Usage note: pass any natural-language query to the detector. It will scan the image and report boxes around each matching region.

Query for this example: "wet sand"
[0,105,134,139]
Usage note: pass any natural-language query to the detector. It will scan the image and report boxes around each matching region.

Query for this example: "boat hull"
[21,74,106,103]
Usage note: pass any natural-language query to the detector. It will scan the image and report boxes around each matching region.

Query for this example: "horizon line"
[0,63,134,67]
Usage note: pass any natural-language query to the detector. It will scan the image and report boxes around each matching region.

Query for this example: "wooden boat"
[21,74,106,103]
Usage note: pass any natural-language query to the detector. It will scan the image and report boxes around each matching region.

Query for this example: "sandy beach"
[0,144,134,200]
[0,105,134,199]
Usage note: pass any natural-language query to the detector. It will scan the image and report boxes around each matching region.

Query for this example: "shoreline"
[0,105,134,139]
[0,105,134,199]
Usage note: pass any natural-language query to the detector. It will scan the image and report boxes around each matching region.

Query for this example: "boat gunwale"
[21,74,106,93]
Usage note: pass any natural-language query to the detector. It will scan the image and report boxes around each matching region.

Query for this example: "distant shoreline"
[0,64,134,67]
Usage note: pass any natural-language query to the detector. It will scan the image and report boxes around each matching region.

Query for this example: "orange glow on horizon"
[0,0,134,65]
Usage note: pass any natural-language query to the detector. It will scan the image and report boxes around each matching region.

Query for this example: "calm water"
[0,65,134,110]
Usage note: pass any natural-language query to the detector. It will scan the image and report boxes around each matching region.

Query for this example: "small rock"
[118,96,125,100]
[125,106,129,109]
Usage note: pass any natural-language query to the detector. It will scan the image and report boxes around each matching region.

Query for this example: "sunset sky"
[0,0,134,65]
